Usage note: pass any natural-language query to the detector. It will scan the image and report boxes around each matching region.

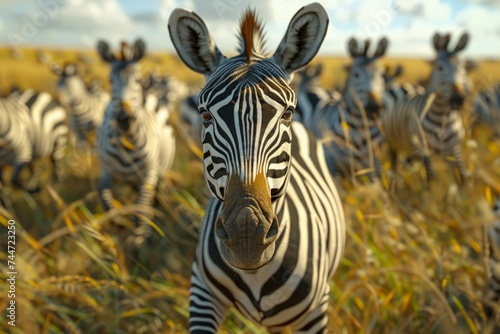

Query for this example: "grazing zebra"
[96,39,175,226]
[50,62,110,147]
[295,63,341,127]
[307,37,390,179]
[484,198,500,324]
[472,83,500,137]
[383,32,472,184]
[0,90,68,192]
[169,3,345,332]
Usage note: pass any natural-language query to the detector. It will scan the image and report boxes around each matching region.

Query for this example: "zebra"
[96,39,175,229]
[472,83,500,137]
[295,63,341,127]
[168,3,345,332]
[307,37,390,179]
[383,32,472,184]
[0,90,68,193]
[50,62,110,148]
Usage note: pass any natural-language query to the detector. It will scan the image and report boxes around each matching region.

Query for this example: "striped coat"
[472,83,500,137]
[51,62,110,147]
[383,32,471,183]
[169,4,345,332]
[0,90,68,191]
[96,39,175,224]
[306,37,390,179]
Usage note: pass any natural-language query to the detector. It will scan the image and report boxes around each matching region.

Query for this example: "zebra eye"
[200,109,213,125]
[281,108,293,122]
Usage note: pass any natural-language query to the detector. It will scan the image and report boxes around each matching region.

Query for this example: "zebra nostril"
[264,218,279,245]
[215,216,229,242]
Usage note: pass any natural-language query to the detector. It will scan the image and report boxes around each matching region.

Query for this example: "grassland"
[0,46,500,333]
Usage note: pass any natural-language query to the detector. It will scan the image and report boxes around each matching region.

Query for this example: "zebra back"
[51,62,109,143]
[0,97,33,166]
[382,92,436,155]
[14,89,68,162]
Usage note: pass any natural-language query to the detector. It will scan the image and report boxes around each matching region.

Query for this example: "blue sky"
[0,0,499,58]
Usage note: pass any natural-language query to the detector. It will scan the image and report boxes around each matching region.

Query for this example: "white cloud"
[395,0,452,21]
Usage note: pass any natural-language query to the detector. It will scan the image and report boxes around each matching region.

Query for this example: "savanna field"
[1,46,500,334]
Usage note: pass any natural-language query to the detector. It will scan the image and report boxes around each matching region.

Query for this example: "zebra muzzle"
[215,173,279,270]
[450,84,466,108]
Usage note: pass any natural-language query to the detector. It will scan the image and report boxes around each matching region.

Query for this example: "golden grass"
[0,46,500,333]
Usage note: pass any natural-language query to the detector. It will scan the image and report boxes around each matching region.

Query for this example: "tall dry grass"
[0,46,499,333]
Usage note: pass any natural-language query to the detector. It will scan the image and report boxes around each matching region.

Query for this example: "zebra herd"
[1,2,500,332]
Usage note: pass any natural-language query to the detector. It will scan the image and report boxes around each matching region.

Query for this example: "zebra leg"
[189,266,226,333]
[98,169,117,211]
[449,145,469,185]
[133,178,158,241]
[422,155,435,184]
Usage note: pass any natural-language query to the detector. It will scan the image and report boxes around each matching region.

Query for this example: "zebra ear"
[50,63,62,75]
[432,32,441,51]
[394,64,403,78]
[273,3,329,74]
[348,38,359,58]
[453,32,469,54]
[168,8,224,76]
[465,59,477,72]
[97,40,115,63]
[362,39,371,57]
[373,37,388,58]
[133,39,146,62]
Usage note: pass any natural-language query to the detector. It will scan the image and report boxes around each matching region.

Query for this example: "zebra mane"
[237,9,267,63]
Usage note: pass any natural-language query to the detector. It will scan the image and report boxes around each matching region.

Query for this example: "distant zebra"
[295,63,341,127]
[96,39,175,226]
[51,62,110,147]
[383,32,472,184]
[0,90,68,192]
[169,4,345,332]
[472,83,500,137]
[307,37,390,179]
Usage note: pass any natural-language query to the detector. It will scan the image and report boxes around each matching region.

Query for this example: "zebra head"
[428,32,472,109]
[51,62,85,106]
[169,3,328,270]
[97,39,146,108]
[345,37,388,115]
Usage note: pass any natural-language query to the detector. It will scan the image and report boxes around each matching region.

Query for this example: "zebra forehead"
[351,57,381,69]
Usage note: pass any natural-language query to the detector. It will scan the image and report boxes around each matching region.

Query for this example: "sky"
[0,0,499,59]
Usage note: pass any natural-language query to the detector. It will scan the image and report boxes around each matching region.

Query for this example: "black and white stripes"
[0,90,68,191]
[169,4,345,332]
[51,62,110,147]
[383,32,471,183]
[96,39,175,219]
